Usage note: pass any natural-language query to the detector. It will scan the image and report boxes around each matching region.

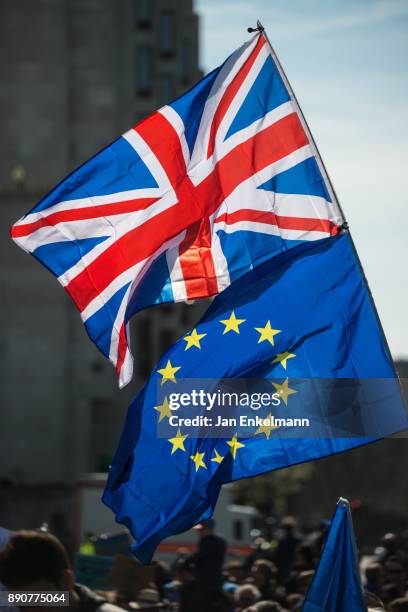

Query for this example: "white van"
[74,474,260,561]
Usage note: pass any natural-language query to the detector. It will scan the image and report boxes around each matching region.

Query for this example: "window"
[137,315,152,378]
[137,46,152,94]
[159,12,174,56]
[134,0,152,27]
[181,39,192,83]
[159,73,174,106]
[233,519,243,541]
[89,398,115,472]
[160,329,174,356]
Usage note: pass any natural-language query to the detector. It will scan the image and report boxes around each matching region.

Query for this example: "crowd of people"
[2,518,408,611]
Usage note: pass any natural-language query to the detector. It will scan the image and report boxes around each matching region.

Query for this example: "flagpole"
[250,20,405,406]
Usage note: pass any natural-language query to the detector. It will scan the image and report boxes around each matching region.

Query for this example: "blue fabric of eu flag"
[302,498,365,611]
[103,234,407,563]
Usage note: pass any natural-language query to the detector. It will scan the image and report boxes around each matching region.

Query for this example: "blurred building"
[0,0,204,529]
[2,1,407,548]
[288,361,408,551]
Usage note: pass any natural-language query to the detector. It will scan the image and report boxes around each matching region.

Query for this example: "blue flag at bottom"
[302,498,365,612]
[103,234,407,562]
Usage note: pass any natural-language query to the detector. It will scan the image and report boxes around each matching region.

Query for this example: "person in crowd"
[364,590,385,610]
[79,531,96,556]
[292,542,315,572]
[164,556,195,603]
[383,556,408,597]
[191,519,226,587]
[233,584,260,610]
[378,533,399,561]
[295,570,315,596]
[0,531,126,612]
[379,583,405,606]
[389,597,408,612]
[285,593,304,610]
[10,511,408,611]
[365,562,383,594]
[276,517,300,580]
[151,559,172,600]
[250,559,285,604]
[226,560,247,585]
[309,519,330,561]
[245,537,276,570]
[179,520,230,611]
[133,587,162,609]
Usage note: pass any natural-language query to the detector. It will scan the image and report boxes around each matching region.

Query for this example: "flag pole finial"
[247,20,264,33]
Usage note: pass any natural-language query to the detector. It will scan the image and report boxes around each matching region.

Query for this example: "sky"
[195,0,408,361]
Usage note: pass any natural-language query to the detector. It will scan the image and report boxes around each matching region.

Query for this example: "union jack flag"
[11,32,344,387]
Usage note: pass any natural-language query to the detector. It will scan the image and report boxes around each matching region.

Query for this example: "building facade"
[0,0,204,502]
[3,1,407,547]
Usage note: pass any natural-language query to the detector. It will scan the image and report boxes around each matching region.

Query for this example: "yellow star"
[154,397,172,422]
[157,359,181,385]
[227,433,245,459]
[183,328,207,350]
[255,321,281,346]
[190,450,207,471]
[272,378,297,406]
[272,351,296,370]
[254,413,279,440]
[211,449,224,464]
[168,429,188,454]
[219,311,246,334]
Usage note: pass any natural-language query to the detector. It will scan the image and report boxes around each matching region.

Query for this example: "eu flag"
[302,498,365,611]
[103,234,407,562]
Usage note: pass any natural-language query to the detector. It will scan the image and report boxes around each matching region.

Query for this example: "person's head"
[281,516,296,537]
[379,583,402,605]
[297,570,315,595]
[384,557,406,589]
[365,563,383,590]
[364,590,385,610]
[0,530,73,591]
[226,559,247,584]
[285,593,304,610]
[136,588,160,606]
[175,556,195,583]
[381,533,398,554]
[293,543,315,570]
[389,597,408,612]
[251,559,277,587]
[234,584,260,608]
